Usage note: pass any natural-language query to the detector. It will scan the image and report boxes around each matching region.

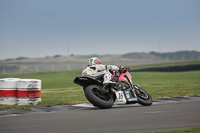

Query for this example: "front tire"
[84,85,114,109]
[135,87,153,106]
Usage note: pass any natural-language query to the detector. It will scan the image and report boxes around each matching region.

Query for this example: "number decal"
[119,92,124,99]
[114,91,127,105]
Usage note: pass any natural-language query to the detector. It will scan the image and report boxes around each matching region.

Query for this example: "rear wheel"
[84,85,114,109]
[135,87,153,106]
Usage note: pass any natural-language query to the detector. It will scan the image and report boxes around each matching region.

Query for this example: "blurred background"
[0,0,200,74]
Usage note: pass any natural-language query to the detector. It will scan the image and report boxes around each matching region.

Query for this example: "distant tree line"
[122,51,200,61]
[5,57,30,61]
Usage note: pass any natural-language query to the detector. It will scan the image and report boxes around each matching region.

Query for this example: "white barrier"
[0,78,19,105]
[17,79,42,105]
[0,78,42,105]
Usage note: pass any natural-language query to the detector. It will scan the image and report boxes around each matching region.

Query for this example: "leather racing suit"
[82,64,119,84]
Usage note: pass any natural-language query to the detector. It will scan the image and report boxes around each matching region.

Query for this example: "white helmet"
[89,57,101,66]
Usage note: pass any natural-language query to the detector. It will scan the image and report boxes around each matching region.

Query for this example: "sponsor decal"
[122,77,126,80]
[126,93,130,98]
[128,98,137,101]
[119,100,124,103]
[125,91,129,94]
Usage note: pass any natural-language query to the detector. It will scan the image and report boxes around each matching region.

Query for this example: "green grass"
[130,128,200,133]
[132,71,200,99]
[128,60,200,70]
[0,70,81,90]
[0,61,200,110]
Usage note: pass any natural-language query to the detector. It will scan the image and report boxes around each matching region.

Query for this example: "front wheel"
[84,85,114,109]
[135,87,153,106]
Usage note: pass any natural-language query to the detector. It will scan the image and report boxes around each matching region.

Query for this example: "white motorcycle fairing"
[114,91,127,105]
[113,90,138,105]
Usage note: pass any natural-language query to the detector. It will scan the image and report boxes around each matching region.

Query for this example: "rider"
[82,57,124,84]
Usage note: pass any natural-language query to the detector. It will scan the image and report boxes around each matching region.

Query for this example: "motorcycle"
[74,67,153,109]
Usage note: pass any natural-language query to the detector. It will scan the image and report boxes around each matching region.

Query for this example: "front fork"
[131,84,139,98]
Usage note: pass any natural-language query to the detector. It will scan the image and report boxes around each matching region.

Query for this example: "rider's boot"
[103,80,116,84]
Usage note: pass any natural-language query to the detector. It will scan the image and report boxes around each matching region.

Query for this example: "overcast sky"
[0,0,200,59]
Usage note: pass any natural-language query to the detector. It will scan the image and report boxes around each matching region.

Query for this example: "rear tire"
[84,85,114,109]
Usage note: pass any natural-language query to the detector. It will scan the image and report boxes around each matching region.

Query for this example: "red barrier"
[17,90,41,98]
[0,90,17,97]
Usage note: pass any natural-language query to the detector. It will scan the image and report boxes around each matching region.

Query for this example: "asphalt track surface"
[0,96,200,133]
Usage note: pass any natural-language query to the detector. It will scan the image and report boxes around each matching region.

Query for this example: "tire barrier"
[17,79,42,105]
[0,78,42,105]
[0,78,19,105]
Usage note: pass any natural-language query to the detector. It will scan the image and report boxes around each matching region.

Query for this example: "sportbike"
[74,68,152,109]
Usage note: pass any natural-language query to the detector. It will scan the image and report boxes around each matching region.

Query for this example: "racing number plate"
[114,91,127,105]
